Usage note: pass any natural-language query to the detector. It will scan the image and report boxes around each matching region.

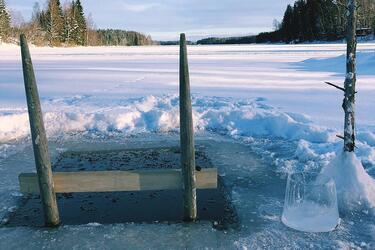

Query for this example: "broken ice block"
[282,172,340,232]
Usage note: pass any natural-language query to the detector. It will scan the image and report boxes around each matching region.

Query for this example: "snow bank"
[0,95,333,144]
[357,131,375,147]
[1,93,374,169]
[299,51,375,76]
[319,150,375,209]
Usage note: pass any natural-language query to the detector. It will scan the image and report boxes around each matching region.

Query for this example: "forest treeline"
[197,36,256,45]
[0,0,153,46]
[198,0,375,45]
[257,0,375,43]
[2,0,375,46]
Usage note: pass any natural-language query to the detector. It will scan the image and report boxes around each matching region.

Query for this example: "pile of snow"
[1,93,374,168]
[319,150,375,209]
[0,94,334,144]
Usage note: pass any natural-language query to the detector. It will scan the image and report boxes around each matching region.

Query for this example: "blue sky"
[7,0,296,40]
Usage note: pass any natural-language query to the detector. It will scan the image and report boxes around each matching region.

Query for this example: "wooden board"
[19,168,217,194]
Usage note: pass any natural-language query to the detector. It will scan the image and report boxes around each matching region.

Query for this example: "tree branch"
[325,81,345,92]
[336,135,358,148]
[336,135,345,140]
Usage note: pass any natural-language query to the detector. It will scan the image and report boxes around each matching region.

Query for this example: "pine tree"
[291,0,304,41]
[281,5,294,42]
[72,0,86,45]
[277,0,351,42]
[62,1,76,45]
[305,0,319,41]
[0,0,11,43]
[46,0,64,45]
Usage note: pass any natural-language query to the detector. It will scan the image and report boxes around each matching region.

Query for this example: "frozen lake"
[0,44,374,248]
[1,43,375,129]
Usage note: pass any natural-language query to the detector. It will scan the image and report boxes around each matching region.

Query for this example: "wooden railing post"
[179,33,197,221]
[20,34,60,227]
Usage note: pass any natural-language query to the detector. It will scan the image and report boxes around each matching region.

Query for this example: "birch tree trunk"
[343,0,357,152]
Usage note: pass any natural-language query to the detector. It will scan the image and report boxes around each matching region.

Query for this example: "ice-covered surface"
[0,44,375,248]
[282,201,340,233]
[1,43,375,129]
[1,133,375,249]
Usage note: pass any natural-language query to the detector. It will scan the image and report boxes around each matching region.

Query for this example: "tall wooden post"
[179,33,197,221]
[20,34,60,227]
[343,0,357,152]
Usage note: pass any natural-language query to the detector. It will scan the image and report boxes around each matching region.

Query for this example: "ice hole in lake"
[281,172,340,233]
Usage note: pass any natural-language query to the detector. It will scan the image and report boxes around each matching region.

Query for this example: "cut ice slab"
[281,201,340,232]
[281,172,340,232]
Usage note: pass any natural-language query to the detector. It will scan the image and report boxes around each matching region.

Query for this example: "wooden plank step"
[19,168,217,194]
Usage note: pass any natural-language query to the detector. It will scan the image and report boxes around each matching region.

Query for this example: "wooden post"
[20,34,60,227]
[179,33,197,221]
[343,0,357,152]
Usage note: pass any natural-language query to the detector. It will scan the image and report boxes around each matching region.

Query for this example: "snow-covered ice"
[0,43,375,248]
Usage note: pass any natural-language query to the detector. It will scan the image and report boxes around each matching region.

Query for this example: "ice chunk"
[282,172,340,232]
[282,201,340,232]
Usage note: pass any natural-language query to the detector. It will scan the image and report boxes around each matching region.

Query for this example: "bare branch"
[325,82,345,92]
[336,135,358,148]
[336,135,345,140]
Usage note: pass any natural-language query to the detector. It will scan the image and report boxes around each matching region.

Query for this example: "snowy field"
[0,43,375,249]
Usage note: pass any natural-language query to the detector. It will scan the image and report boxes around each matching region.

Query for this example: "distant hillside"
[197,35,256,45]
[157,40,195,45]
